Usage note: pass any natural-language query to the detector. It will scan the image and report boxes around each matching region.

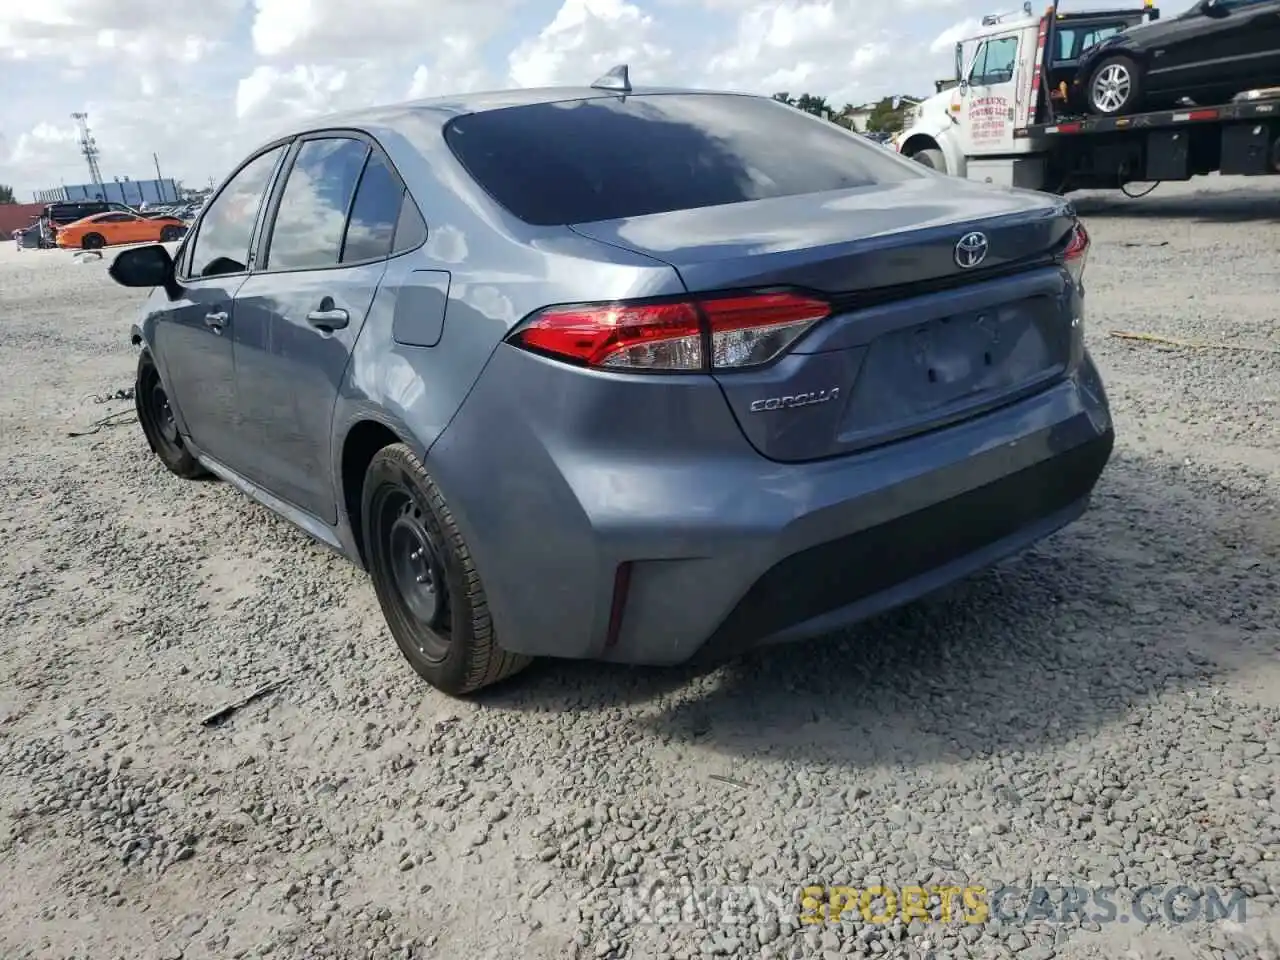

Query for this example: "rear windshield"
[443,93,923,226]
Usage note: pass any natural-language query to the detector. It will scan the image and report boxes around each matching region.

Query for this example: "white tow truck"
[895,0,1280,193]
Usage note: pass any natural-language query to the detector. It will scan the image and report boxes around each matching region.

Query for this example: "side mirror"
[958,78,969,95]
[108,243,173,288]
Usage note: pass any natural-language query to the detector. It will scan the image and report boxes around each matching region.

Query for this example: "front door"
[232,135,404,522]
[153,144,286,470]
[959,30,1023,158]
[1144,1,1273,100]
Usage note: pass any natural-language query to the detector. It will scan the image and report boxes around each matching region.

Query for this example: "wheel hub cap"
[152,384,179,445]
[388,510,445,629]
[1093,65,1130,113]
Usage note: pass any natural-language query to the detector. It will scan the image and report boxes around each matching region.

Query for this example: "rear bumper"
[426,345,1115,665]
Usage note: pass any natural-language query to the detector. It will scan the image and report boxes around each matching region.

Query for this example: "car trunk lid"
[570,178,1081,462]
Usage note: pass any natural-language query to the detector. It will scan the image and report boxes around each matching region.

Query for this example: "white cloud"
[407,34,490,100]
[931,18,982,54]
[249,0,518,59]
[236,64,351,124]
[508,0,672,88]
[11,0,1188,198]
[0,0,241,64]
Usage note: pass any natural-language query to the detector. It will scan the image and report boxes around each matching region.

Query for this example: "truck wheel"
[911,148,947,173]
[1088,55,1143,115]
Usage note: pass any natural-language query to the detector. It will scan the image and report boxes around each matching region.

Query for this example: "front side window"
[188,145,285,279]
[265,137,369,271]
[971,36,1018,86]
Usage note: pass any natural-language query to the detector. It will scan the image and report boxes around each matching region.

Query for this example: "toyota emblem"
[954,231,989,269]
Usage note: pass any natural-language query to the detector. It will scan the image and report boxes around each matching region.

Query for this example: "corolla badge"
[954,231,989,269]
[749,387,840,413]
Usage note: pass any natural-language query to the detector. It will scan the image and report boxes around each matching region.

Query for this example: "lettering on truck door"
[960,31,1022,157]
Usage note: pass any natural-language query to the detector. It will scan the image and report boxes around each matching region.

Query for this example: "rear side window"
[266,137,369,271]
[392,195,427,252]
[1056,24,1122,60]
[341,152,403,263]
[443,93,922,226]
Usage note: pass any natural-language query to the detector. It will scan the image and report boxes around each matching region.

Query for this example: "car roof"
[247,84,755,149]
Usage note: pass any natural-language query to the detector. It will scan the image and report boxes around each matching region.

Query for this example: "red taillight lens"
[508,290,830,373]
[511,301,704,370]
[1063,219,1089,285]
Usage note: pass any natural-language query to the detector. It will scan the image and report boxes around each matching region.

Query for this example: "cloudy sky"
[1,0,1191,200]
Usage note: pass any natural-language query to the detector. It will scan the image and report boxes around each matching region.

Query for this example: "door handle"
[306,307,349,331]
[204,311,228,333]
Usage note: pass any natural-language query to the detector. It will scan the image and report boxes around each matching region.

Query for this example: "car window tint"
[392,194,427,253]
[443,93,922,226]
[341,151,403,263]
[267,137,369,271]
[189,145,284,278]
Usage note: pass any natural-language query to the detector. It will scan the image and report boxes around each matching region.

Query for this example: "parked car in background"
[1072,0,1280,115]
[57,210,187,250]
[109,78,1114,696]
[44,199,138,226]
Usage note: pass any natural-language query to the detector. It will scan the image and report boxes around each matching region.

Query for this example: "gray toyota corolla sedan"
[109,71,1114,696]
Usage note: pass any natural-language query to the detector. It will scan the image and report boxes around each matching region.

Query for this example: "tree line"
[771,92,919,134]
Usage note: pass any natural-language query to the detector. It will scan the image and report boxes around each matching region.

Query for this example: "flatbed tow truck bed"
[1017,94,1280,142]
[1012,0,1280,191]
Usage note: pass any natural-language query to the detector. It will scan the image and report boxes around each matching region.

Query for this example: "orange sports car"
[55,211,188,250]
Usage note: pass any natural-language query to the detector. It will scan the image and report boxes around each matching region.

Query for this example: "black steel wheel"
[82,233,105,250]
[361,443,530,696]
[134,352,207,479]
[380,488,452,662]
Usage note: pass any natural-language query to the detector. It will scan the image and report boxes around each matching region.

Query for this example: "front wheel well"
[341,420,405,566]
[899,134,942,159]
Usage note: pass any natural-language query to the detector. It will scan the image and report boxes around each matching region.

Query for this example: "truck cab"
[896,2,1157,184]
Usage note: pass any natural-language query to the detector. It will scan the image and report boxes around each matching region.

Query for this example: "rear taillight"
[507,290,831,372]
[1063,219,1089,286]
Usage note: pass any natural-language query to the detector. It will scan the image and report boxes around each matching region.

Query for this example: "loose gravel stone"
[1,178,1278,960]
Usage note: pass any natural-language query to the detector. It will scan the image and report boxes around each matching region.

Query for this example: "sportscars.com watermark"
[619,882,1251,928]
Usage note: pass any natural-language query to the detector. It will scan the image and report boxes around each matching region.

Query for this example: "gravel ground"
[1,176,1277,960]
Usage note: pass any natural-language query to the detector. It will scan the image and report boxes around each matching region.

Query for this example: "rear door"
[959,30,1023,157]
[152,143,288,469]
[231,134,400,521]
[1219,0,1280,90]
[1143,5,1240,97]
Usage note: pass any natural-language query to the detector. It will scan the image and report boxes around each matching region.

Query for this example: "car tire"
[1087,55,1143,116]
[134,352,208,479]
[910,148,947,173]
[82,233,105,250]
[160,226,180,242]
[361,443,531,696]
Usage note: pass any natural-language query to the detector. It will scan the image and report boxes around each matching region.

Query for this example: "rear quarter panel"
[331,113,685,490]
